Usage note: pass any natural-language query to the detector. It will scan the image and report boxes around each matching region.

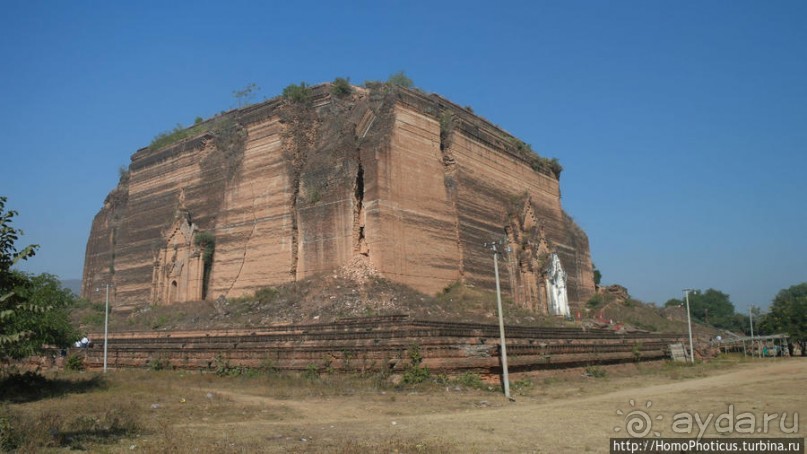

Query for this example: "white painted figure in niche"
[546,253,570,317]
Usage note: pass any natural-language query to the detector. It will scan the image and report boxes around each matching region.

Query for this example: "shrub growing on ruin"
[283,82,311,103]
[194,232,215,299]
[193,232,215,263]
[147,355,170,371]
[254,287,278,304]
[232,82,260,107]
[587,294,605,309]
[547,158,563,178]
[149,121,209,150]
[387,71,413,88]
[330,77,353,97]
[402,343,430,384]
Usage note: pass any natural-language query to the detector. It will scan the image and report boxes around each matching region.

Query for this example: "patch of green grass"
[149,122,209,150]
[511,378,534,394]
[454,372,486,389]
[585,365,606,378]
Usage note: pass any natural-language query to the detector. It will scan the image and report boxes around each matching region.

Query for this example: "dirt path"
[176,359,806,453]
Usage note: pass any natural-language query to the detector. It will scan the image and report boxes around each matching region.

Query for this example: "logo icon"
[614,399,663,437]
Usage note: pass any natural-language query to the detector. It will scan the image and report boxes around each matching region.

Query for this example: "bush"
[587,294,605,309]
[254,287,278,304]
[402,365,430,385]
[283,82,311,103]
[193,231,215,261]
[402,343,430,384]
[585,365,606,378]
[303,363,320,381]
[511,378,534,394]
[330,77,352,97]
[455,372,484,389]
[213,355,249,377]
[387,71,413,88]
[149,121,208,150]
[148,356,170,371]
[547,158,563,177]
[632,342,643,362]
[65,353,85,371]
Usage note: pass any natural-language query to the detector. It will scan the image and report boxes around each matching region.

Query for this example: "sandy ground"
[165,358,806,453]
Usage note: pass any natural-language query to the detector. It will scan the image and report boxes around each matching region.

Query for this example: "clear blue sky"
[2,1,805,311]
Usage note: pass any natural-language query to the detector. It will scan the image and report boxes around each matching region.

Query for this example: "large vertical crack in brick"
[226,184,258,295]
[289,167,301,280]
[439,111,464,281]
[353,161,368,256]
[282,103,319,281]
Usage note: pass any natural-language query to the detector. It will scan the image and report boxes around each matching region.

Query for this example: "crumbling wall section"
[83,84,594,309]
[390,89,594,307]
[364,99,462,294]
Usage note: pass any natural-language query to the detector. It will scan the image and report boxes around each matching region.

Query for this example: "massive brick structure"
[82,83,595,313]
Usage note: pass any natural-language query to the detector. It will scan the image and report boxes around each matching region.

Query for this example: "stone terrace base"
[79,315,684,373]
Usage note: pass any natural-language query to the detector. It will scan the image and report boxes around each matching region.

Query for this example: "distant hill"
[60,279,82,296]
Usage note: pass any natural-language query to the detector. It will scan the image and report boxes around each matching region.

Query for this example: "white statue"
[545,253,570,317]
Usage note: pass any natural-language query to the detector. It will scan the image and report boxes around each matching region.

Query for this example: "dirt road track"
[180,359,806,453]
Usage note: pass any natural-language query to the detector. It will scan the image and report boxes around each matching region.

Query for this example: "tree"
[592,263,602,287]
[233,82,260,107]
[4,273,77,358]
[1,197,77,360]
[664,288,746,332]
[761,283,807,355]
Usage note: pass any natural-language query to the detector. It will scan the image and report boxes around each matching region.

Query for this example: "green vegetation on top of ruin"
[330,76,353,97]
[506,137,563,178]
[282,81,312,104]
[146,73,563,178]
[148,118,210,150]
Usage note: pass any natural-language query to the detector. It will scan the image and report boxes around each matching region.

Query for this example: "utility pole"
[104,283,110,373]
[749,306,754,358]
[683,289,695,364]
[486,240,512,401]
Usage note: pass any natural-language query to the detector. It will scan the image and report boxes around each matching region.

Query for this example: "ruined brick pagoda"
[82,83,595,315]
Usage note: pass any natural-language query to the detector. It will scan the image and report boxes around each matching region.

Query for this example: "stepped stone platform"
[79,315,685,373]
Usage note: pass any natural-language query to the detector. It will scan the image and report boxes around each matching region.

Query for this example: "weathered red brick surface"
[83,84,595,314]
[75,317,683,373]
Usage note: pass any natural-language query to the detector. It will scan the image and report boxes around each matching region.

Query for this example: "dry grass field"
[1,356,804,453]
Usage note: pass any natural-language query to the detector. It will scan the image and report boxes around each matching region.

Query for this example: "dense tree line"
[758,283,807,355]
[664,288,749,334]
[662,283,806,355]
[1,196,77,362]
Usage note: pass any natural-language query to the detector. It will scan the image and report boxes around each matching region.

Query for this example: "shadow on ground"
[0,370,107,403]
